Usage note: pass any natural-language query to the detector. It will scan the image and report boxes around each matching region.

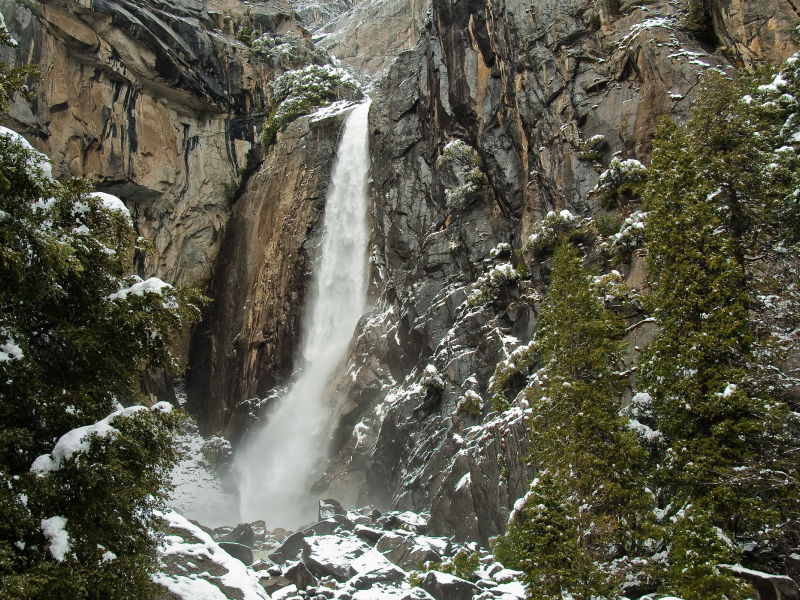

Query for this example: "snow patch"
[90,191,131,218]
[41,516,70,562]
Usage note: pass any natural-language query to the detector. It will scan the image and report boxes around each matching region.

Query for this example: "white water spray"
[236,101,372,528]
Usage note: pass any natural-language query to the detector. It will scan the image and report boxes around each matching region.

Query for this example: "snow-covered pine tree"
[640,69,800,599]
[494,242,649,599]
[0,24,204,599]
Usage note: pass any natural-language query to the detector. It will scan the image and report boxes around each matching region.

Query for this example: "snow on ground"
[153,509,268,600]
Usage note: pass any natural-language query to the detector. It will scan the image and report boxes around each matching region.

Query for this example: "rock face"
[315,0,431,73]
[311,0,800,546]
[0,0,308,289]
[185,107,350,437]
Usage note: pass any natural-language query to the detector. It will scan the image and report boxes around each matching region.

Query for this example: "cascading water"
[236,100,372,528]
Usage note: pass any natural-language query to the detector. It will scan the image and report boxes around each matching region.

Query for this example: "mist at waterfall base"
[234,101,372,530]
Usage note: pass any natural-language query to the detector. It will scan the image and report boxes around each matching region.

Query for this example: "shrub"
[468,263,526,305]
[522,210,587,256]
[457,390,483,416]
[593,158,648,210]
[252,32,329,69]
[438,139,487,211]
[577,135,606,161]
[262,64,360,146]
[420,365,445,394]
[597,210,647,262]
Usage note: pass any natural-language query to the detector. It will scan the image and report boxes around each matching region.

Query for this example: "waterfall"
[236,100,372,529]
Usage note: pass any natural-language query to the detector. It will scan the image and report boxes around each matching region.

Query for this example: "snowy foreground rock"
[153,500,527,600]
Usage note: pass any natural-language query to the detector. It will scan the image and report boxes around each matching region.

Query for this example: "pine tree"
[495,242,649,599]
[640,70,800,598]
[0,20,204,599]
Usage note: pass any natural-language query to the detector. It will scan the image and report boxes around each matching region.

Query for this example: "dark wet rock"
[420,571,480,600]
[218,541,254,566]
[276,532,308,562]
[250,520,268,542]
[220,523,256,548]
[283,560,318,591]
[304,519,341,536]
[354,525,383,544]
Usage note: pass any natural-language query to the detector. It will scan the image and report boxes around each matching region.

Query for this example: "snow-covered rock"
[419,571,480,600]
[153,510,268,600]
[303,535,404,583]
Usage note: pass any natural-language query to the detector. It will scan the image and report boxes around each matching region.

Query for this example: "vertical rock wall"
[315,0,799,545]
[0,0,303,288]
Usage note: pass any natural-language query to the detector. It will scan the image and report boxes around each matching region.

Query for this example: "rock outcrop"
[185,105,352,437]
[315,0,430,74]
[0,0,307,289]
[313,0,799,545]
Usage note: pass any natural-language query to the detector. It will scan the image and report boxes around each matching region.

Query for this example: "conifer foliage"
[496,55,800,599]
[0,20,203,600]
[640,68,800,598]
[495,243,649,599]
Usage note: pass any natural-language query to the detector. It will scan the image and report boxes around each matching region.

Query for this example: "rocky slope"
[154,500,529,600]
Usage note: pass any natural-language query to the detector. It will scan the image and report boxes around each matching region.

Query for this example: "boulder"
[188,519,215,538]
[374,531,441,570]
[276,532,308,562]
[221,522,256,548]
[283,560,318,590]
[304,519,341,536]
[723,565,800,600]
[420,571,480,600]
[250,520,268,541]
[354,525,383,543]
[251,559,276,571]
[153,510,268,599]
[260,575,293,595]
[319,499,348,524]
[787,554,800,586]
[302,535,405,583]
[218,541,254,566]
[213,525,234,540]
[272,584,299,600]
